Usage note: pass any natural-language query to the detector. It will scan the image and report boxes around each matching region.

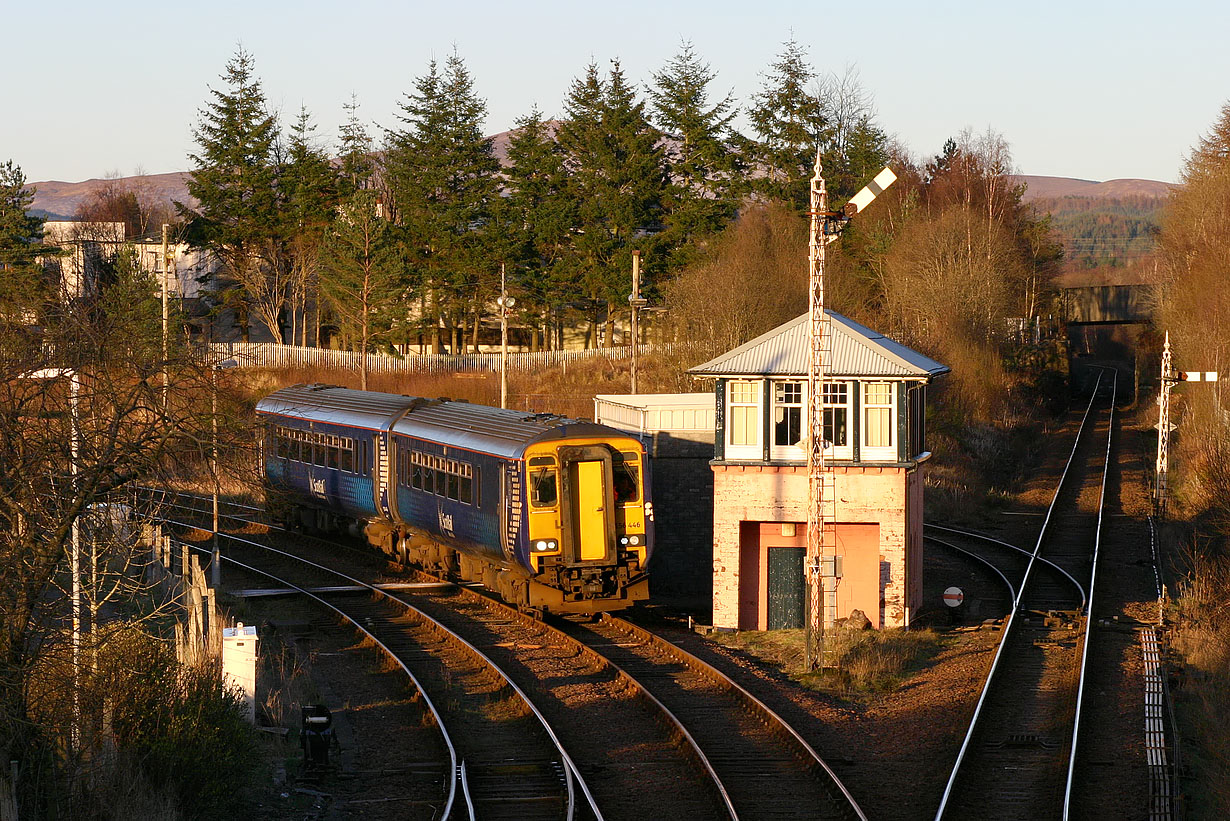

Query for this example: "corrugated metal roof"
[688,310,950,379]
[256,384,628,458]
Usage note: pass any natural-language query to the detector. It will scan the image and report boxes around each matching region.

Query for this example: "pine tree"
[337,94,375,198]
[183,47,281,342]
[748,38,827,207]
[320,191,404,388]
[0,160,48,321]
[650,41,741,256]
[280,107,339,345]
[500,107,574,350]
[558,60,666,347]
[384,51,500,353]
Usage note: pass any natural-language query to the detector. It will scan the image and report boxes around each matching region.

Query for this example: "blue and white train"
[255,384,653,613]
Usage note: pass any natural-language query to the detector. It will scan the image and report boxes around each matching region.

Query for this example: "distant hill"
[28,171,194,221]
[1015,175,1175,201]
[1014,175,1174,284]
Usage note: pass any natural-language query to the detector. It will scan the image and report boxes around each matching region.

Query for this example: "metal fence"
[206,342,671,374]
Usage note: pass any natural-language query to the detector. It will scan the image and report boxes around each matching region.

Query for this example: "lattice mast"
[1155,332,1173,516]
[805,150,837,670]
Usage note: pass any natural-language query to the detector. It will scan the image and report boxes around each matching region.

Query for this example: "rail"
[605,615,869,821]
[934,371,1107,820]
[165,519,595,821]
[1063,368,1117,819]
[924,524,1086,607]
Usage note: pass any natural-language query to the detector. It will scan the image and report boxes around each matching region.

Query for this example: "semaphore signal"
[1154,331,1220,517]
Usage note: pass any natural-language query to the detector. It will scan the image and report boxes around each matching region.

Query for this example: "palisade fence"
[205,341,675,375]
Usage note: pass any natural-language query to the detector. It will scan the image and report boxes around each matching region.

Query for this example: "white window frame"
[770,380,806,461]
[725,379,762,460]
[861,380,897,461]
[822,381,854,461]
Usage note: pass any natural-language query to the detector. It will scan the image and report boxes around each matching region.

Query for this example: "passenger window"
[447,473,460,501]
[339,446,353,473]
[530,468,558,507]
[459,474,472,504]
[313,440,326,467]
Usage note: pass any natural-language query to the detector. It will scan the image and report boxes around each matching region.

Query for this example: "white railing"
[205,342,672,374]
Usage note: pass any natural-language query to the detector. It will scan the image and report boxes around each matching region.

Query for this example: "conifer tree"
[748,38,827,207]
[558,60,666,347]
[183,47,281,341]
[501,107,574,349]
[0,160,48,321]
[320,190,404,388]
[650,41,741,257]
[337,94,375,198]
[280,107,339,345]
[384,51,500,353]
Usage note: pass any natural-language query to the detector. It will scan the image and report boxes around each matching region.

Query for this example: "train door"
[558,446,615,565]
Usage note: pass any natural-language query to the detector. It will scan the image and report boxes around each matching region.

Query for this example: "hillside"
[28,171,194,220]
[1012,175,1172,283]
[1015,175,1175,201]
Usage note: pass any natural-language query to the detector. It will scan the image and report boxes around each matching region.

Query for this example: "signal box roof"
[688,309,950,380]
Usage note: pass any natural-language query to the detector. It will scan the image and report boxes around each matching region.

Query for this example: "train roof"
[255,384,420,431]
[391,400,627,459]
[256,384,639,458]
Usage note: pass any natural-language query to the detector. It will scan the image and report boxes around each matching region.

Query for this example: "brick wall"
[711,464,917,629]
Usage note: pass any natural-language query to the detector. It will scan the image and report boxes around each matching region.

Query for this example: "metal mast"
[805,151,836,670]
[1155,332,1173,516]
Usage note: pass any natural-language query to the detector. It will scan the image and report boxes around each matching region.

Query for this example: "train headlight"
[534,540,558,552]
[535,540,548,551]
[620,536,629,545]
[628,535,640,546]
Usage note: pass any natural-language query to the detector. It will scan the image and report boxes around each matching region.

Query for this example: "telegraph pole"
[497,264,515,409]
[629,251,647,394]
[161,224,171,409]
[805,156,897,669]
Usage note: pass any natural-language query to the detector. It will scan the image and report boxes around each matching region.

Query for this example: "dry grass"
[711,625,944,700]
[1170,539,1230,818]
[231,348,710,421]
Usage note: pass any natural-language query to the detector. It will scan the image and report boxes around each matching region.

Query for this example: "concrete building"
[594,393,715,599]
[689,310,949,630]
[41,221,215,303]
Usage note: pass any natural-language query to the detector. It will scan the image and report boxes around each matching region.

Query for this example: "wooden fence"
[206,342,672,375]
[142,524,221,668]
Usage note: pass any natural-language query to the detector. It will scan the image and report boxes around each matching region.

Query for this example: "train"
[255,384,653,614]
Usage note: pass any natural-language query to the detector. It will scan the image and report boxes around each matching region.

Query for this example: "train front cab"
[523,437,651,613]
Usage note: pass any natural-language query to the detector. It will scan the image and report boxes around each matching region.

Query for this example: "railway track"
[561,614,865,821]
[162,517,596,821]
[934,371,1117,820]
[153,489,866,820]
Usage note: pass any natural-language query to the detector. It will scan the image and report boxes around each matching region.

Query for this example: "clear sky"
[5,0,1227,185]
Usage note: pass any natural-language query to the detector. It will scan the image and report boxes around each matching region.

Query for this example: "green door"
[767,547,805,630]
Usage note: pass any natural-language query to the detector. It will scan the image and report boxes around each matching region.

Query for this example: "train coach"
[254,384,653,614]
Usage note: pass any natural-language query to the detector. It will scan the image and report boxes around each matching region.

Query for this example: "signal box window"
[726,379,762,460]
[863,381,895,459]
